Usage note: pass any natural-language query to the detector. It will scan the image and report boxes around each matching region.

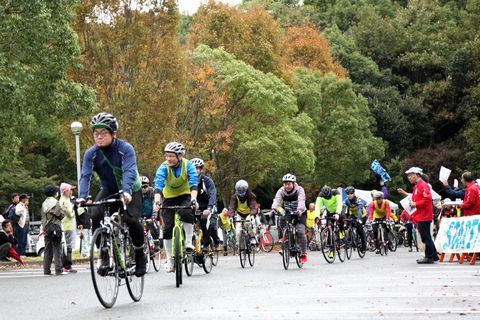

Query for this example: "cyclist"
[306,203,317,244]
[315,186,343,258]
[270,174,308,263]
[190,158,220,251]
[78,112,147,277]
[368,191,392,254]
[343,186,367,251]
[141,176,160,242]
[219,208,232,256]
[153,142,198,273]
[227,179,257,247]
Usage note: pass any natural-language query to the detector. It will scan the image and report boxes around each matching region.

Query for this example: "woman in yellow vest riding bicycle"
[368,191,392,254]
[227,180,258,248]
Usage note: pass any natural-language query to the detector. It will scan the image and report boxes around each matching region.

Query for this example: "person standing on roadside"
[59,183,78,273]
[405,167,438,264]
[459,172,480,216]
[14,194,29,256]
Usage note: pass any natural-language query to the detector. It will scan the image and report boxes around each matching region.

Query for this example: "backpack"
[7,204,19,223]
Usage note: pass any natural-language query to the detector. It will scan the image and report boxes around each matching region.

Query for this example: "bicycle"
[223,217,237,256]
[344,218,366,259]
[400,222,418,252]
[386,220,398,252]
[276,211,303,270]
[320,216,347,264]
[234,214,256,268]
[308,219,323,251]
[140,217,162,272]
[84,192,144,308]
[160,205,195,288]
[184,211,214,276]
[255,222,274,253]
[371,220,388,256]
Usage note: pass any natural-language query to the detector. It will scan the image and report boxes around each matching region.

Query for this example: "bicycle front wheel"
[212,245,219,266]
[173,227,183,287]
[203,253,213,274]
[124,236,144,302]
[282,241,290,270]
[345,229,353,260]
[90,228,119,309]
[239,234,247,268]
[388,230,397,252]
[337,236,346,263]
[184,252,194,276]
[248,240,255,267]
[320,228,335,264]
[152,243,163,272]
[260,232,274,253]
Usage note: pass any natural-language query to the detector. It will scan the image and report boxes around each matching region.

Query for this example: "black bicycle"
[83,192,144,308]
[235,215,255,268]
[185,211,214,276]
[344,218,366,259]
[371,220,388,256]
[277,211,303,270]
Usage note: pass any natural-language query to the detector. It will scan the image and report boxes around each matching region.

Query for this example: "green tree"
[182,45,315,204]
[294,68,384,187]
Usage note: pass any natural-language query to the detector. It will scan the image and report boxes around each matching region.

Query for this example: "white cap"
[405,167,423,175]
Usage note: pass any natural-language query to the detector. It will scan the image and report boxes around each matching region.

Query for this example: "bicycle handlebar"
[159,205,195,210]
[78,191,126,211]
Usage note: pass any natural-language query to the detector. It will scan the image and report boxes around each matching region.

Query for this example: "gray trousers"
[43,235,63,274]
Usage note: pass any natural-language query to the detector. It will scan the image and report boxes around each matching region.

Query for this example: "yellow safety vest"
[236,197,250,215]
[162,159,191,199]
[306,210,316,228]
[373,200,387,219]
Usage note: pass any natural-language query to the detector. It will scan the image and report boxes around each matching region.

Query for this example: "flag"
[371,160,392,182]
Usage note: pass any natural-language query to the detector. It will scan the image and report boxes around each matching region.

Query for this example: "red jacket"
[411,178,433,223]
[400,210,412,223]
[460,182,480,216]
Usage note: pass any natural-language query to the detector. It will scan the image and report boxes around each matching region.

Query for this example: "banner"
[370,160,392,182]
[434,216,480,253]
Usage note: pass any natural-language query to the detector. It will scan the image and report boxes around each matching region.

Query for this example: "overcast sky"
[178,0,242,15]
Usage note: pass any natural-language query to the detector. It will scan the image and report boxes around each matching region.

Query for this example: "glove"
[123,192,132,204]
[191,199,199,210]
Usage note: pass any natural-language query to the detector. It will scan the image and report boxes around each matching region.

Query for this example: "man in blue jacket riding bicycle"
[78,112,147,277]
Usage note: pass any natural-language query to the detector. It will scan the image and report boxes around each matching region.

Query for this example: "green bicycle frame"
[172,212,185,259]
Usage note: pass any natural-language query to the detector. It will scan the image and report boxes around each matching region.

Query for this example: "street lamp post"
[70,121,83,197]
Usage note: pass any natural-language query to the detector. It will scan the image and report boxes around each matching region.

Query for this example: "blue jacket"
[344,196,367,220]
[197,175,217,211]
[443,186,465,200]
[80,139,139,199]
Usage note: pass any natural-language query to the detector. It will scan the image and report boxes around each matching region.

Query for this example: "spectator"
[3,193,19,220]
[405,167,438,264]
[459,172,480,216]
[14,194,29,256]
[59,183,78,273]
[0,220,25,265]
[440,179,465,200]
[77,202,92,259]
[41,185,66,275]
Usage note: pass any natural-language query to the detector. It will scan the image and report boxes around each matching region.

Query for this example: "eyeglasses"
[93,130,110,138]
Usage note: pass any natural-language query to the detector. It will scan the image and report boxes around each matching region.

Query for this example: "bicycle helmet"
[164,142,186,156]
[320,185,332,199]
[345,186,355,195]
[141,176,150,185]
[190,158,205,168]
[235,180,249,197]
[282,173,296,183]
[373,191,384,199]
[90,112,118,132]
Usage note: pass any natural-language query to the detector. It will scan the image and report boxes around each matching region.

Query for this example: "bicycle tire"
[320,228,335,264]
[388,230,397,252]
[239,234,247,268]
[184,252,194,276]
[260,232,274,253]
[248,240,255,267]
[345,229,353,260]
[355,232,366,258]
[295,252,303,269]
[202,255,213,274]
[366,232,376,252]
[144,233,151,274]
[90,228,119,309]
[282,240,290,270]
[152,244,162,272]
[124,236,144,302]
[337,237,346,263]
[211,246,219,266]
[173,227,182,288]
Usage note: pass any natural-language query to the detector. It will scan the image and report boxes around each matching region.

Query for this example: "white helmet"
[282,173,296,183]
[164,142,185,156]
[235,180,249,197]
[190,158,204,168]
[373,191,384,199]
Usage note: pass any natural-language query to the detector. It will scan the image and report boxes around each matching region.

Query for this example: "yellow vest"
[373,200,387,219]
[220,214,232,231]
[306,210,315,228]
[236,197,250,215]
[162,159,191,199]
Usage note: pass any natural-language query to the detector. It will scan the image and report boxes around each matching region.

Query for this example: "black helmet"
[345,186,355,195]
[90,112,118,132]
[320,185,332,199]
[44,184,60,197]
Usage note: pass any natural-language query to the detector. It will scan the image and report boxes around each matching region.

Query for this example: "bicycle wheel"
[260,232,274,253]
[366,232,376,252]
[282,240,290,270]
[379,227,387,256]
[295,252,303,269]
[355,232,366,259]
[239,234,247,268]
[184,252,194,276]
[151,243,163,272]
[248,240,255,267]
[124,236,144,302]
[173,227,182,288]
[345,229,353,260]
[144,234,151,274]
[90,228,119,309]
[320,228,335,264]
[203,252,213,274]
[387,230,397,252]
[337,236,346,263]
[212,245,219,266]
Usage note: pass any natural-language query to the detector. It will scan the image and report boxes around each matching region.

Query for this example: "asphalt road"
[1,247,479,320]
